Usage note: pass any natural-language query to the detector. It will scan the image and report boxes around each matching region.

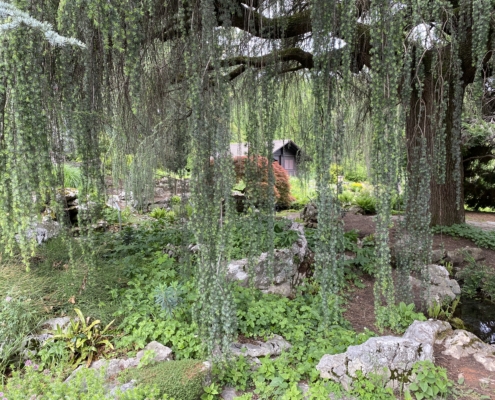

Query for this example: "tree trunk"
[406,76,465,226]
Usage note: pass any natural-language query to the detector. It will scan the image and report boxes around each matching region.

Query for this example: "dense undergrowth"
[0,212,455,399]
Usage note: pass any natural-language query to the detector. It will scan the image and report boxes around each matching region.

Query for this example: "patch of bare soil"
[434,343,495,400]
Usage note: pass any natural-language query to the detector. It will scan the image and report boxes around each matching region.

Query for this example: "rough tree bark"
[406,75,466,226]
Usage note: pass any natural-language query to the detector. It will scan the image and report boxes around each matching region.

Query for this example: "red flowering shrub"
[233,155,294,209]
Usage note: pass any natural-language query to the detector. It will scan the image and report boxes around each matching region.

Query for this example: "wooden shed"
[230,139,303,176]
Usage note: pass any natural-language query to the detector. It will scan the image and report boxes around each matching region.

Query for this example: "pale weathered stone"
[316,336,431,390]
[40,316,72,332]
[431,249,445,264]
[300,202,318,226]
[439,329,495,372]
[135,341,173,363]
[446,250,464,266]
[221,386,237,400]
[230,335,291,358]
[226,223,308,296]
[461,246,484,262]
[410,264,461,308]
[403,320,452,348]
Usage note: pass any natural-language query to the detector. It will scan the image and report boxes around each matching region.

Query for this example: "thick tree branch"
[230,8,312,39]
[221,47,314,70]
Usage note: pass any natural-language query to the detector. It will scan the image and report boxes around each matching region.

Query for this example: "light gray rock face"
[438,329,495,372]
[403,320,451,347]
[135,340,173,363]
[410,264,461,308]
[21,221,61,245]
[226,222,308,296]
[40,317,72,332]
[446,246,484,267]
[221,386,238,400]
[230,335,291,358]
[109,379,137,396]
[430,249,445,264]
[316,336,431,390]
[22,317,73,356]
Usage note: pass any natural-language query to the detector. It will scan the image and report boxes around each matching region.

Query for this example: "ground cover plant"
[432,224,495,250]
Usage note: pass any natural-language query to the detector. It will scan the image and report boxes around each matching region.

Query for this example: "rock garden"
[2,2,495,399]
[1,174,495,400]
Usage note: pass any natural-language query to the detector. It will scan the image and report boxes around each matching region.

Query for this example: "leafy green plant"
[427,297,460,321]
[111,253,202,358]
[36,340,70,369]
[154,283,184,318]
[349,370,395,400]
[405,361,451,399]
[213,355,251,390]
[344,165,368,182]
[1,362,169,399]
[347,182,364,192]
[170,195,181,205]
[46,308,114,367]
[378,302,426,334]
[150,208,176,223]
[137,349,157,369]
[150,207,167,219]
[338,190,355,208]
[432,224,495,250]
[225,284,375,399]
[201,382,221,399]
[355,192,377,214]
[229,217,300,259]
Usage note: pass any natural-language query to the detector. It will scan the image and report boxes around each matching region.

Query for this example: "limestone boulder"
[410,264,461,308]
[226,222,308,296]
[230,335,291,359]
[316,336,432,390]
[402,320,452,347]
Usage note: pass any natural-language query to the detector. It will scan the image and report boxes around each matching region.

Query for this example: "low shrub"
[150,208,176,223]
[230,217,299,259]
[120,359,207,400]
[355,192,377,214]
[338,190,355,207]
[233,155,295,209]
[456,255,495,300]
[375,302,426,334]
[344,166,368,183]
[45,308,114,367]
[348,182,364,192]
